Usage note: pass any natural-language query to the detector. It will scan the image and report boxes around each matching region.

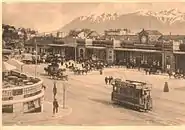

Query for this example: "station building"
[24,29,185,72]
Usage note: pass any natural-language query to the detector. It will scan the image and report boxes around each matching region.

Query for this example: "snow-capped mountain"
[136,8,185,24]
[61,9,185,34]
[79,13,121,23]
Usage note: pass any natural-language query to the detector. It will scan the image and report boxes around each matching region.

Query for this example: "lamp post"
[34,37,38,78]
[74,38,77,62]
[63,81,66,109]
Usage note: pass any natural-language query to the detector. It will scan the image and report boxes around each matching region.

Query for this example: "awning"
[3,49,13,54]
[114,48,162,53]
[48,43,77,47]
[7,58,24,72]
[48,44,67,47]
[173,51,185,54]
[86,46,106,49]
[2,62,17,72]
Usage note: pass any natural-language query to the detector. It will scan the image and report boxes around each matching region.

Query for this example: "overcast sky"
[2,2,185,32]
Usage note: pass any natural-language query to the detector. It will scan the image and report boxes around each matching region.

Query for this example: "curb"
[3,101,73,125]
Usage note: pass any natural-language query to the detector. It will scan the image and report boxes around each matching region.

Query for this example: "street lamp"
[34,37,38,78]
[74,38,77,62]
[63,81,66,109]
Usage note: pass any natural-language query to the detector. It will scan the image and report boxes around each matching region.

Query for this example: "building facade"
[25,29,185,71]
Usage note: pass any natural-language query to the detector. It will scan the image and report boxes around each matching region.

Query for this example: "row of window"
[23,85,42,95]
[3,85,41,98]
[2,90,12,97]
[24,90,41,98]
[23,98,41,112]
[25,47,46,53]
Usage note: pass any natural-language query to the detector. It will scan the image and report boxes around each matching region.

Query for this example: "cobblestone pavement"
[3,64,185,125]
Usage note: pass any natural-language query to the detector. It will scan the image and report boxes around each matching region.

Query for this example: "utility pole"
[63,82,66,109]
[75,38,77,62]
[34,37,38,78]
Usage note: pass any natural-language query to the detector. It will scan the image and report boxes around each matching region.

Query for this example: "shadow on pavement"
[174,87,185,91]
[40,73,48,76]
[89,98,145,113]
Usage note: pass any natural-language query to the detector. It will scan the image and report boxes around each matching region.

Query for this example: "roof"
[25,37,54,46]
[145,30,162,35]
[158,35,185,41]
[68,29,92,37]
[86,31,100,38]
[139,29,162,36]
[102,35,139,41]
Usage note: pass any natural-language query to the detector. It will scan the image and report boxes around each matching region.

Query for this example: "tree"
[179,43,185,51]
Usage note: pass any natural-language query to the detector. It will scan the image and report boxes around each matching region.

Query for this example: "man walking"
[109,76,113,84]
[53,98,59,115]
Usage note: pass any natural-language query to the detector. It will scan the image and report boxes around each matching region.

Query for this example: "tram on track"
[111,79,153,112]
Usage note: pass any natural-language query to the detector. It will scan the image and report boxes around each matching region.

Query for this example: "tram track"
[68,75,185,125]
[18,65,185,125]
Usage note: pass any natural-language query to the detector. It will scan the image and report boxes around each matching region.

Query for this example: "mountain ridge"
[60,8,185,35]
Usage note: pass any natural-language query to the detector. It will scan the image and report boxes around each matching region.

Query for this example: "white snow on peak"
[136,8,185,24]
[79,8,185,25]
[79,12,121,23]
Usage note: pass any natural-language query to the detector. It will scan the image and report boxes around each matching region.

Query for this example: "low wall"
[2,73,44,113]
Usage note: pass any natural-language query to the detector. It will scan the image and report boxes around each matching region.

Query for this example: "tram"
[111,79,153,112]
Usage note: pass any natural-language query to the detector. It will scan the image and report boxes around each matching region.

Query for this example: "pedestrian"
[100,69,103,75]
[53,81,57,98]
[108,76,111,84]
[110,76,113,84]
[105,77,108,84]
[42,84,46,90]
[53,98,59,115]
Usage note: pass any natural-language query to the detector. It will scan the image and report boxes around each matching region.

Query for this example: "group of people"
[116,58,161,73]
[104,76,114,85]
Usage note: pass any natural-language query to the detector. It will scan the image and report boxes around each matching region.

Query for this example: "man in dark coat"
[53,98,59,115]
[105,77,108,84]
[109,76,113,84]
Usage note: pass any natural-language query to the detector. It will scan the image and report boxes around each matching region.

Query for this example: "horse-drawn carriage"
[21,53,41,64]
[71,63,88,75]
[167,69,185,79]
[44,63,68,80]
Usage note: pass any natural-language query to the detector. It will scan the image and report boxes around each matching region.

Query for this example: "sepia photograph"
[2,1,185,126]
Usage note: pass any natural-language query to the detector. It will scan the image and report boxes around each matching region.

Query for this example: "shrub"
[179,43,185,51]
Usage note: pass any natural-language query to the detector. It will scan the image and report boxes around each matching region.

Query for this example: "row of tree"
[2,24,38,49]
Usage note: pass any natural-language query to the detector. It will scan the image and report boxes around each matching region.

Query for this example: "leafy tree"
[179,43,185,51]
